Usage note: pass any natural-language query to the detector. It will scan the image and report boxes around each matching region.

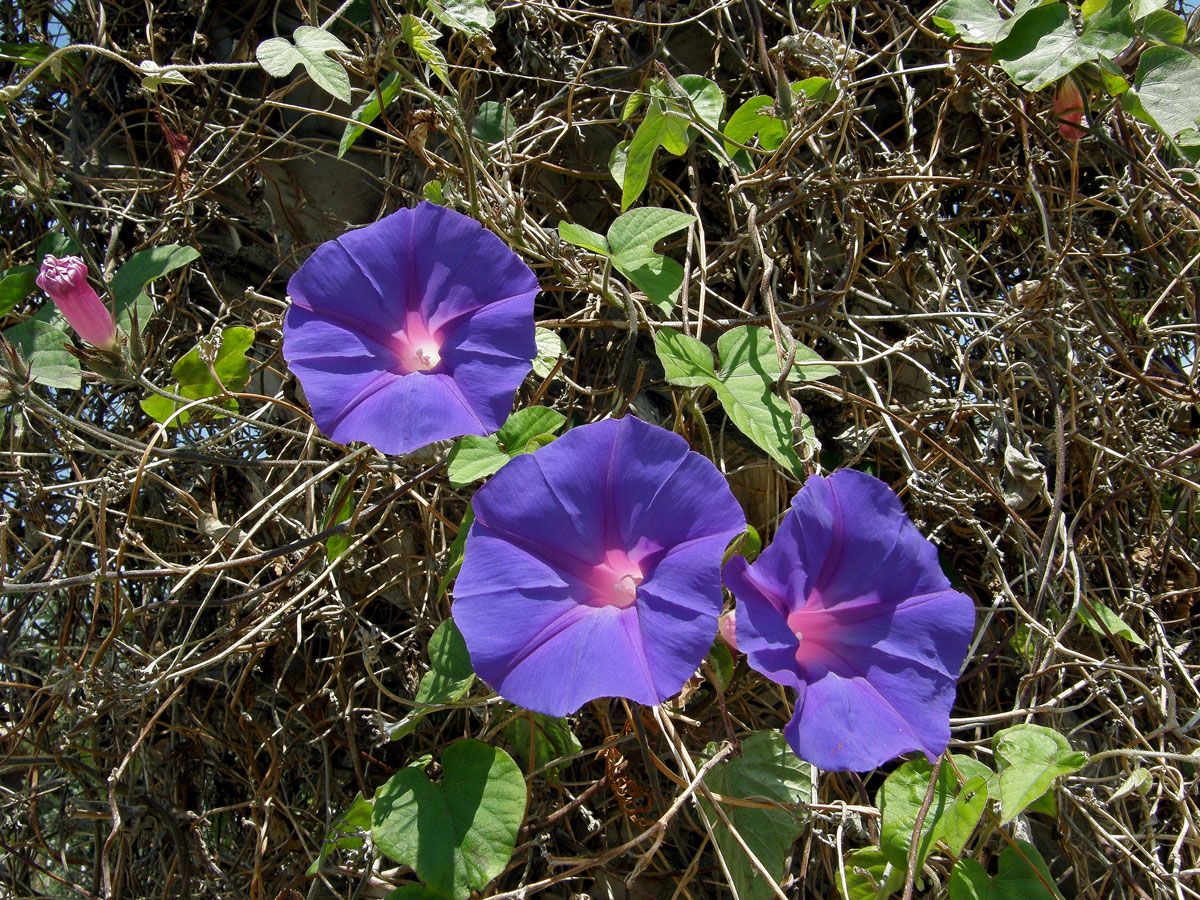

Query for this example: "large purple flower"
[453,416,746,716]
[282,202,538,455]
[723,470,975,772]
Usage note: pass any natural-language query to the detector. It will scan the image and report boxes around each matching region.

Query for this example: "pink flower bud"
[718,609,738,654]
[36,255,118,350]
[1054,78,1086,141]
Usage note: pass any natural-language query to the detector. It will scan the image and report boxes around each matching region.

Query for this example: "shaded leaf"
[415,618,475,707]
[0,265,38,316]
[503,712,581,780]
[110,244,200,334]
[949,841,1064,900]
[307,792,372,875]
[840,847,906,900]
[1126,45,1200,141]
[699,731,814,900]
[321,475,355,562]
[426,0,495,33]
[472,101,515,144]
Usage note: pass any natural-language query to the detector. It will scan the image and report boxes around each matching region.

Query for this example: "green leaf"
[608,207,695,256]
[385,886,453,900]
[415,618,476,706]
[1129,0,1169,19]
[723,95,780,156]
[532,327,564,378]
[399,15,449,86]
[675,73,726,133]
[705,639,734,691]
[139,60,192,89]
[496,406,566,453]
[4,310,81,389]
[502,712,582,780]
[1076,598,1146,646]
[699,731,814,900]
[110,244,201,334]
[949,841,1064,900]
[992,724,1087,822]
[423,180,445,204]
[256,26,352,103]
[447,407,566,487]
[38,232,78,260]
[608,207,694,313]
[1126,45,1200,140]
[994,0,1134,91]
[616,76,723,209]
[1139,8,1186,43]
[307,791,373,875]
[840,847,906,900]
[558,222,609,255]
[425,0,496,33]
[372,739,527,900]
[140,326,255,424]
[655,328,717,387]
[446,435,508,487]
[611,249,685,314]
[0,42,82,79]
[655,325,829,472]
[338,71,403,158]
[878,756,991,872]
[608,139,630,190]
[0,265,38,316]
[714,326,805,474]
[321,475,355,562]
[438,503,473,599]
[472,101,515,144]
[933,0,1051,45]
[620,104,689,210]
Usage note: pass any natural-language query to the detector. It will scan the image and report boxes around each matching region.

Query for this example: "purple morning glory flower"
[282,202,539,455]
[723,470,975,772]
[452,416,747,716]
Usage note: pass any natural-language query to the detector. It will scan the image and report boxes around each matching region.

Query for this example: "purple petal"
[453,416,747,715]
[409,203,540,332]
[722,556,803,692]
[282,203,538,454]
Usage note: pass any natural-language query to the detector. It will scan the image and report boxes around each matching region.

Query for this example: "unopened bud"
[35,255,119,350]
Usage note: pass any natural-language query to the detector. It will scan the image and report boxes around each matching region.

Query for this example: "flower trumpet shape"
[36,255,119,350]
[282,202,539,455]
[723,470,975,771]
[1054,77,1086,141]
[453,416,747,716]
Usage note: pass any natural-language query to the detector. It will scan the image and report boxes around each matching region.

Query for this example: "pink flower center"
[787,606,839,667]
[585,548,644,609]
[393,313,442,374]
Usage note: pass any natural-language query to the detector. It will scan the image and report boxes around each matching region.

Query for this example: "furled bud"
[35,255,119,350]
[1054,77,1087,141]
